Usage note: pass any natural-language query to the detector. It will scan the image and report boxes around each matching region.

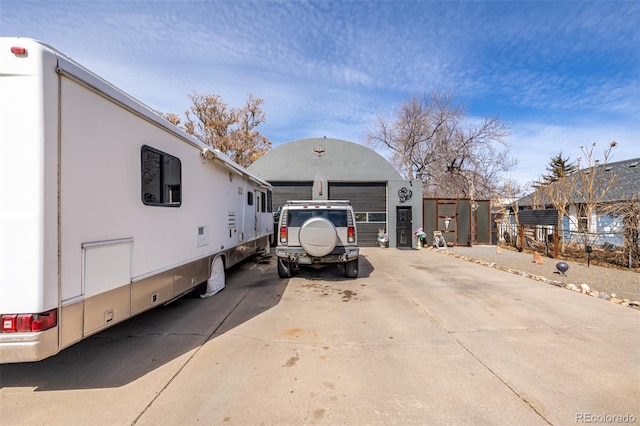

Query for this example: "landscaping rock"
[433,246,639,310]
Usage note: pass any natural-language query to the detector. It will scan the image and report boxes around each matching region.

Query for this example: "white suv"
[275,200,359,278]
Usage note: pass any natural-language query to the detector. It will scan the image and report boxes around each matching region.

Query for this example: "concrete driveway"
[1,248,638,425]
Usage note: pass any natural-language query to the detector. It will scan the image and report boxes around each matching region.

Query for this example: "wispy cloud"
[2,0,638,189]
[509,120,640,185]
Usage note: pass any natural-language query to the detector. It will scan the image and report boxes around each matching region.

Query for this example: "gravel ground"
[428,245,640,305]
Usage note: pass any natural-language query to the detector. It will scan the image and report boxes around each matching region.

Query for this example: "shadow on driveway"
[293,253,375,281]
[0,258,287,391]
[0,254,375,391]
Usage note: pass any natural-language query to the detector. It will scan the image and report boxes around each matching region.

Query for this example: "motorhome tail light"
[1,315,17,332]
[348,226,355,244]
[11,46,27,55]
[1,309,57,333]
[280,226,288,244]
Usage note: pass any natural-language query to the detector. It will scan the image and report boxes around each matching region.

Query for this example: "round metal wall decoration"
[398,187,412,203]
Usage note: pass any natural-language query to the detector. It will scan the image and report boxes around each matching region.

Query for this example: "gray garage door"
[270,181,314,212]
[328,182,387,247]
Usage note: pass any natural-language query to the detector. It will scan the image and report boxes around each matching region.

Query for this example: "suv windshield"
[287,210,348,227]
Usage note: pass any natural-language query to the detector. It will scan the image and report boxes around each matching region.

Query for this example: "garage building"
[248,138,421,248]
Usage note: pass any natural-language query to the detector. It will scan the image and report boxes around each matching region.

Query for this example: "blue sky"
[2,0,639,189]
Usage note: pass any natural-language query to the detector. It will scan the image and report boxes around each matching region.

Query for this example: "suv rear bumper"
[276,246,359,264]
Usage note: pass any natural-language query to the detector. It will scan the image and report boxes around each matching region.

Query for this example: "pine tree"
[538,152,578,185]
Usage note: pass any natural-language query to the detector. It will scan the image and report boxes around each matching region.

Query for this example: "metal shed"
[248,138,422,248]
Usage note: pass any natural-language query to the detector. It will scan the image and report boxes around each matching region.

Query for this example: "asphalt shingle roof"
[518,157,640,207]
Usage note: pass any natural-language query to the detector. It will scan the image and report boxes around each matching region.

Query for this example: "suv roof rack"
[285,200,351,206]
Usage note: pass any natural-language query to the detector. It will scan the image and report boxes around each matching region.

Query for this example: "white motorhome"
[0,38,273,363]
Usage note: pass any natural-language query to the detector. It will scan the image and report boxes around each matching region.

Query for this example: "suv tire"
[299,217,338,257]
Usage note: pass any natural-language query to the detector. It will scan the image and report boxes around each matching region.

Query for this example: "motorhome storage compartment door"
[82,239,133,335]
[82,238,133,297]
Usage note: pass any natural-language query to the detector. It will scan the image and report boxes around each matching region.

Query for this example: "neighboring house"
[516,158,640,245]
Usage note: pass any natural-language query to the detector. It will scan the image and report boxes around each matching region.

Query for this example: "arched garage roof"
[249,138,402,181]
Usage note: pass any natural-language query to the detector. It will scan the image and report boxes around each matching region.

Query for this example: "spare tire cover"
[299,216,338,257]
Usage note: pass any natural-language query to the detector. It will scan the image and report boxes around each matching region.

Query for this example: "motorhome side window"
[141,145,181,206]
[256,191,263,212]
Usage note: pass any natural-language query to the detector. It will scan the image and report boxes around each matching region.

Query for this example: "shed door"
[396,207,412,248]
[270,181,313,212]
[328,182,387,247]
[475,200,491,244]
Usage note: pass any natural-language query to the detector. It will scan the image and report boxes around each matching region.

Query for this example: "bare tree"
[573,141,618,243]
[228,95,272,166]
[536,169,577,254]
[161,92,271,168]
[439,116,513,199]
[366,93,459,180]
[366,92,515,199]
[600,195,640,268]
[531,153,582,254]
[160,112,182,126]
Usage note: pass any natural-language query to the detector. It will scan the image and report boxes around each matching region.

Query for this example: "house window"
[141,145,181,206]
[579,217,588,232]
[355,212,387,223]
[247,191,254,206]
[577,205,588,232]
